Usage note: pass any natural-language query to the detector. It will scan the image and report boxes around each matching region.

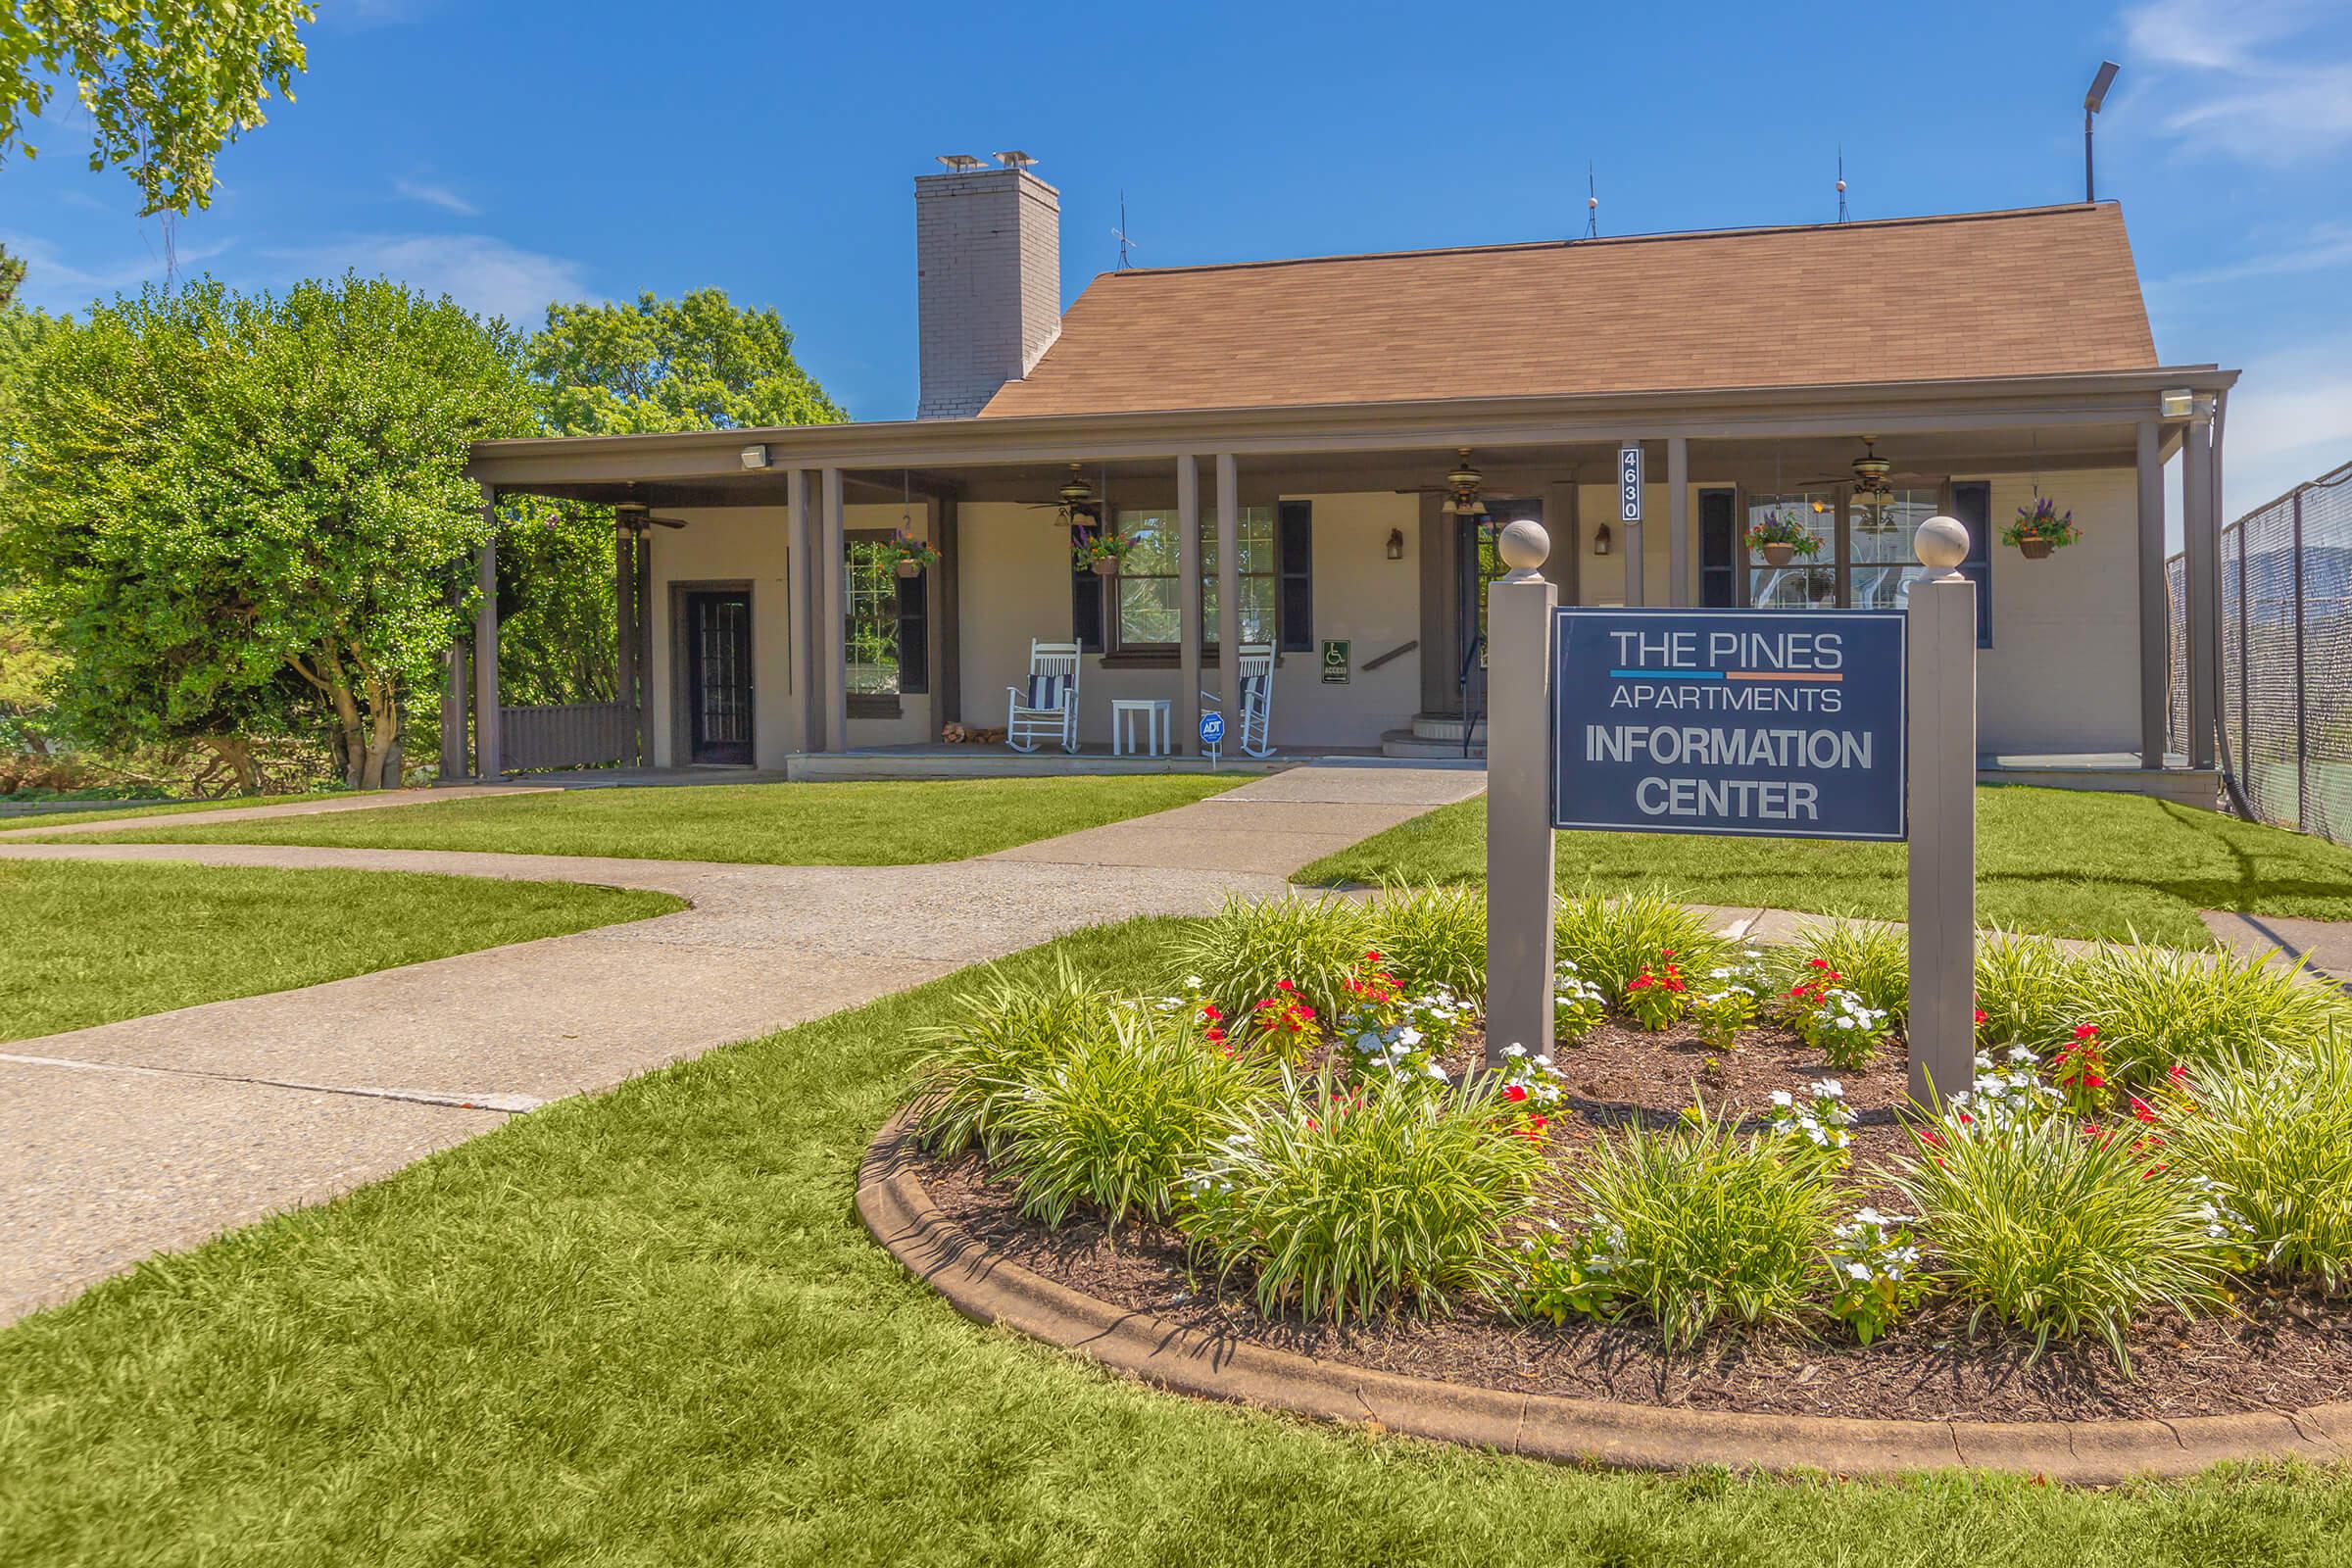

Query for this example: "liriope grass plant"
[1170,894,1371,1024]
[1552,888,1733,1008]
[1548,1107,1841,1349]
[1179,1068,1544,1322]
[1362,881,1486,997]
[1890,1110,2233,1367]
[2159,1032,2352,1294]
[997,1010,1274,1230]
[1972,926,2074,1051]
[1764,915,1909,1025]
[909,956,1126,1155]
[2054,939,2352,1083]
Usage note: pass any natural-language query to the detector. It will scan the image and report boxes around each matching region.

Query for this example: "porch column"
[1620,436,1644,606]
[1177,455,1203,756]
[2135,419,2167,767]
[2182,411,2219,770]
[1665,436,1690,608]
[634,528,653,766]
[820,466,850,752]
[1215,453,1242,731]
[472,482,502,779]
[787,468,819,750]
[615,519,639,764]
[935,488,962,727]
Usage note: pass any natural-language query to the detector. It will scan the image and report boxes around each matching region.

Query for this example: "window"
[1746,492,1838,608]
[1850,489,1940,610]
[1109,505,1277,651]
[844,533,928,710]
[1698,488,1738,607]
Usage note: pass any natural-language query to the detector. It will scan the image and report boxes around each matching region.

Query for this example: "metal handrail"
[1457,632,1487,759]
[1361,638,1419,673]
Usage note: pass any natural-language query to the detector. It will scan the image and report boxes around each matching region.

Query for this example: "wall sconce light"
[740,444,770,470]
[1385,527,1405,561]
[1592,522,1612,556]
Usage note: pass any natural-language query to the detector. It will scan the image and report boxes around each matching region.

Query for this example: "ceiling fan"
[1796,436,1926,505]
[1394,449,1536,518]
[613,502,688,531]
[1021,463,1102,526]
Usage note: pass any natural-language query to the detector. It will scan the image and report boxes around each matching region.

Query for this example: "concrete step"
[1381,728,1485,760]
[1407,714,1487,744]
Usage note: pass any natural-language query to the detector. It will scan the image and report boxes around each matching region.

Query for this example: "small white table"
[1110,698,1172,758]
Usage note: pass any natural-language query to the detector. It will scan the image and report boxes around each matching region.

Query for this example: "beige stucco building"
[458,159,2236,803]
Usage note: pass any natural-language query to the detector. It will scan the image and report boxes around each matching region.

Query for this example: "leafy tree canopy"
[0,276,535,788]
[526,289,845,436]
[1,1,312,216]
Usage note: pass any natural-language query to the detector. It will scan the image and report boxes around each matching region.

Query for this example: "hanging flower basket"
[2002,496,2079,560]
[1744,511,1822,569]
[886,531,940,578]
[1071,529,1133,577]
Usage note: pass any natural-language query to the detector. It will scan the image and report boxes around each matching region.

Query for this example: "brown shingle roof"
[978,204,2156,417]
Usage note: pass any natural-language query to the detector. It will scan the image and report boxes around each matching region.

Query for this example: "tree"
[496,290,845,706]
[0,276,535,790]
[1,2,312,215]
[0,243,22,309]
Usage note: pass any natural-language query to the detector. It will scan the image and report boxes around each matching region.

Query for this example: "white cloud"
[393,176,479,217]
[0,231,239,312]
[2121,0,2352,165]
[2149,220,2352,293]
[258,233,594,327]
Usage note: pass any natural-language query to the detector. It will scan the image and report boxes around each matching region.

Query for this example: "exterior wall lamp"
[1592,521,1612,556]
[1386,527,1405,561]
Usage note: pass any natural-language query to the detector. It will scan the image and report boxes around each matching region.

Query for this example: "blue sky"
[6,0,2349,518]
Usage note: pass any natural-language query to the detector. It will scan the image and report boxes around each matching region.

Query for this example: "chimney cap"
[935,154,986,172]
[993,150,1037,170]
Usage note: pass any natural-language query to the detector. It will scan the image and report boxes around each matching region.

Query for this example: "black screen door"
[685,591,753,764]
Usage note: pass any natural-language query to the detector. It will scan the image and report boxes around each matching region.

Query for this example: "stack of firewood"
[941,722,1007,745]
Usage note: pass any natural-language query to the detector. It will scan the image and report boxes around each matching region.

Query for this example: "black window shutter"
[896,566,929,694]
[1697,488,1737,608]
[1277,500,1312,653]
[1069,518,1103,653]
[1951,481,1993,648]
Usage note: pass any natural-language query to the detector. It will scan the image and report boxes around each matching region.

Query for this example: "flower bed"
[893,892,2352,1424]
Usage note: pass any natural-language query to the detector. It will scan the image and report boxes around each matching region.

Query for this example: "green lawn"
[0,791,347,832]
[5,919,2347,1566]
[38,775,1245,865]
[1296,786,2352,947]
[0,860,680,1042]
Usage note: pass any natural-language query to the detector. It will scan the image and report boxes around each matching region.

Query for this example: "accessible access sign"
[1549,608,1906,842]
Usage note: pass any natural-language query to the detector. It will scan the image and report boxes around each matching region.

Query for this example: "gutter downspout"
[2205,388,2257,821]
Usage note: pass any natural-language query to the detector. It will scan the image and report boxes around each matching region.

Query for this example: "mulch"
[907,1015,2352,1424]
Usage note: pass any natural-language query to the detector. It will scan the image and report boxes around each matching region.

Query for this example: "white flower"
[1426,1062,1450,1082]
[1845,1261,1872,1282]
[1503,1043,1527,1057]
[1397,1027,1424,1047]
[1815,1080,1844,1098]
[1185,975,1203,990]
[1769,1089,1794,1107]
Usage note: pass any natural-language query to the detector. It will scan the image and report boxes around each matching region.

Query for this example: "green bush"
[998,1013,1272,1230]
[1363,882,1486,997]
[1765,916,1908,1024]
[1891,1111,2231,1366]
[1170,895,1371,1025]
[909,957,1124,1155]
[2160,1035,2352,1293]
[2055,941,2352,1083]
[1553,889,1732,1008]
[1973,927,2073,1050]
[1552,1109,1839,1348]
[1179,1070,1544,1321]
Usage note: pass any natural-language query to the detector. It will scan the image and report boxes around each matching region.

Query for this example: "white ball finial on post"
[1914,515,1970,578]
[1496,518,1550,576]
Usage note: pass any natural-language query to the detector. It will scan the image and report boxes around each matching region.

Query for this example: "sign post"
[1483,519,1558,1067]
[1905,518,1979,1105]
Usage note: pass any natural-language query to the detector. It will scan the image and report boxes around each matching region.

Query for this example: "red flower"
[1364,950,1382,961]
[1205,1026,1226,1044]
[1661,948,1676,958]
[2073,1023,2100,1041]
[1503,1084,1529,1103]
[1275,980,1296,992]
[1808,957,1829,970]
[2130,1097,2159,1125]
[1200,1003,1223,1022]
[1974,1008,1988,1026]
[2168,1063,2192,1088]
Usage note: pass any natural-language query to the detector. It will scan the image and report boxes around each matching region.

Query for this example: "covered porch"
[454,368,2237,798]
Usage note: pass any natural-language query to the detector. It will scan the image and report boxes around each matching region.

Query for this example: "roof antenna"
[1584,163,1599,239]
[1112,191,1139,270]
[1836,147,1849,221]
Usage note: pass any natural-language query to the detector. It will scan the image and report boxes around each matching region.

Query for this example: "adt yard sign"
[1549,608,1906,841]
[1200,710,1226,748]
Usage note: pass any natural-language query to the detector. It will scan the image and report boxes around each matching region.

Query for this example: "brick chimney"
[915,154,1060,419]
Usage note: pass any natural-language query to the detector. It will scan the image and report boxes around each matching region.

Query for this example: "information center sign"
[1549,608,1906,841]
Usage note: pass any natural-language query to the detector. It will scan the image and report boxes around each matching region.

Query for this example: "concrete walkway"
[0,763,1481,1323]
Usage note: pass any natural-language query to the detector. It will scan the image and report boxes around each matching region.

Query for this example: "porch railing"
[498,701,638,773]
[2168,457,2352,846]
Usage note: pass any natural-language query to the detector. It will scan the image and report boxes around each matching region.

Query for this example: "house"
[457,156,2235,804]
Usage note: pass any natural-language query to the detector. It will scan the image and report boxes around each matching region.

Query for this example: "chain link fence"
[2170,458,2352,845]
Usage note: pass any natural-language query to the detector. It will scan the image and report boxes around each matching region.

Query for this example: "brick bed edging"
[857,1110,2352,1483]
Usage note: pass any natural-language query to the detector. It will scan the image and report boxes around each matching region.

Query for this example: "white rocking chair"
[1005,639,1081,754]
[1236,643,1276,759]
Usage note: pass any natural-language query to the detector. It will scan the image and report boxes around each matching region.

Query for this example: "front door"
[1454,499,1539,726]
[685,590,753,765]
